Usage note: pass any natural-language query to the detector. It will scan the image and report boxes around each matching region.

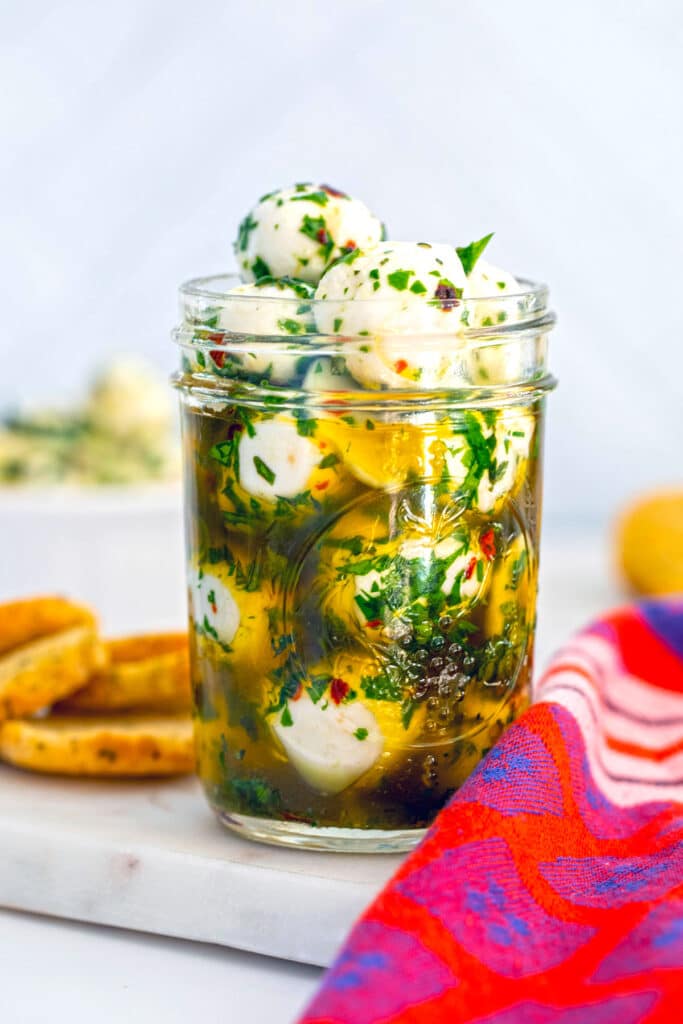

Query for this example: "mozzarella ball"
[351,532,490,633]
[188,569,240,647]
[462,260,527,385]
[211,278,313,383]
[234,183,384,285]
[269,652,427,793]
[442,409,534,512]
[271,688,383,794]
[237,418,335,502]
[314,242,467,390]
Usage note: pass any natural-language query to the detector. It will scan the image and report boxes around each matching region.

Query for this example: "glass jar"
[173,274,556,852]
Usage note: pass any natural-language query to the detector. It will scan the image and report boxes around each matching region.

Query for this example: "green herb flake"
[387,269,414,291]
[308,674,331,703]
[236,213,258,253]
[291,190,329,206]
[202,615,219,641]
[318,452,340,469]
[280,706,294,727]
[410,280,427,294]
[253,456,276,485]
[295,416,318,437]
[277,318,305,335]
[354,727,368,741]
[361,671,402,702]
[333,317,343,332]
[251,256,271,280]
[456,233,494,275]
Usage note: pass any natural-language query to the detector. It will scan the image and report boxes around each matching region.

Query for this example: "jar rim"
[177,272,554,342]
[180,271,549,307]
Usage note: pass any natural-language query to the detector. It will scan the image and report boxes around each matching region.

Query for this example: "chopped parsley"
[236,212,258,253]
[300,214,334,259]
[291,190,329,206]
[251,256,271,280]
[456,233,494,275]
[253,455,276,485]
[354,728,368,741]
[387,268,414,291]
[295,416,318,437]
[277,318,306,335]
[280,706,294,727]
[361,670,403,702]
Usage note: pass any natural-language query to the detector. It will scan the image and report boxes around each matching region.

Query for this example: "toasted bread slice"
[0,713,194,777]
[0,596,97,657]
[0,624,105,721]
[57,632,191,713]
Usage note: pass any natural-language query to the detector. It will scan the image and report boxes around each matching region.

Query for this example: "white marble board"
[0,537,621,967]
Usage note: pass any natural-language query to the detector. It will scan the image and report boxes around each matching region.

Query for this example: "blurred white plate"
[0,484,187,635]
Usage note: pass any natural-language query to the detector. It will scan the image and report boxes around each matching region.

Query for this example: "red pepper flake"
[464,556,478,581]
[394,359,408,374]
[210,600,218,614]
[210,350,226,368]
[315,479,330,491]
[290,681,303,701]
[207,332,223,343]
[316,228,330,246]
[343,239,357,252]
[330,678,350,704]
[321,184,348,198]
[480,529,497,561]
[434,283,459,311]
[365,619,382,629]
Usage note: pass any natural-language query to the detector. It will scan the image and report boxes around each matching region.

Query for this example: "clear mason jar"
[173,274,556,852]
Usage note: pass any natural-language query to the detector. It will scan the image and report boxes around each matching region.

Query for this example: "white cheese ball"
[444,410,534,512]
[237,419,323,502]
[234,183,384,286]
[214,278,313,383]
[353,534,489,629]
[463,260,526,385]
[314,242,468,390]
[188,569,240,647]
[271,689,382,794]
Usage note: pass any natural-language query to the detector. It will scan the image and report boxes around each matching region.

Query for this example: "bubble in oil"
[430,635,446,651]
[439,615,453,632]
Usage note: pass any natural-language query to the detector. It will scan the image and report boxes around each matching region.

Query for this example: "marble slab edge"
[0,817,384,967]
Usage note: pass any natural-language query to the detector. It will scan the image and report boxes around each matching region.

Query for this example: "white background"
[1,0,682,534]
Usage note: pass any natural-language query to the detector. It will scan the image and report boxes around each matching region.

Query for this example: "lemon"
[618,490,683,596]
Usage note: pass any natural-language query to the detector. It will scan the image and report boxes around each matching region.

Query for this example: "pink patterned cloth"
[298,602,683,1023]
